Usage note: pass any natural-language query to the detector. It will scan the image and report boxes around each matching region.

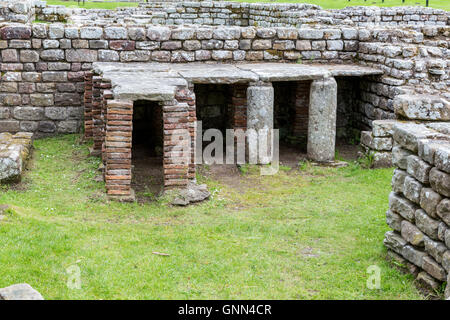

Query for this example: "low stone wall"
[360,92,449,167]
[34,1,70,23]
[29,2,449,27]
[0,0,35,24]
[0,22,447,136]
[383,122,450,298]
[0,132,33,183]
[42,1,448,27]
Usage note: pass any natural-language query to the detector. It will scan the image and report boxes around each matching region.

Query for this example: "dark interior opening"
[194,84,234,155]
[273,81,310,156]
[336,76,362,146]
[194,84,232,135]
[132,100,163,201]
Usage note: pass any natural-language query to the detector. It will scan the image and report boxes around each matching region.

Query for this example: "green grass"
[45,0,450,10]
[230,0,450,11]
[0,135,422,299]
[45,0,139,9]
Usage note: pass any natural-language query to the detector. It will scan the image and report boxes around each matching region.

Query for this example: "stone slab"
[0,132,33,183]
[93,62,382,101]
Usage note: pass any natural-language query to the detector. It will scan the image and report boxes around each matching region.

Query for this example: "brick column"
[229,84,248,130]
[307,77,337,163]
[83,71,93,139]
[102,88,113,164]
[293,81,311,137]
[163,85,196,188]
[105,100,134,201]
[91,76,103,156]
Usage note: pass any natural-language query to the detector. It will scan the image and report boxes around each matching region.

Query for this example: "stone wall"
[0,22,447,136]
[361,91,449,167]
[34,1,70,23]
[0,0,35,24]
[383,121,450,298]
[38,2,448,27]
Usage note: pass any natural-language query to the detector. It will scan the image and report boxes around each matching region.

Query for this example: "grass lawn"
[45,0,139,9]
[44,0,449,11]
[0,134,422,299]
[230,0,449,11]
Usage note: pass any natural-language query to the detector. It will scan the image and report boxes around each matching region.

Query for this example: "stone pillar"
[247,82,274,164]
[307,77,337,163]
[104,100,134,202]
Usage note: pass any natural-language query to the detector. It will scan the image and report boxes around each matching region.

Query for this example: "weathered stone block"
[80,27,103,39]
[384,231,406,254]
[13,107,44,121]
[394,94,450,121]
[437,198,450,226]
[429,168,450,197]
[1,49,18,62]
[389,192,417,222]
[0,283,43,300]
[372,119,397,137]
[372,152,392,168]
[48,24,64,39]
[361,131,392,151]
[406,155,431,184]
[104,27,127,40]
[403,175,422,204]
[40,49,64,61]
[98,50,120,62]
[422,256,447,281]
[416,271,440,291]
[298,28,323,40]
[171,28,195,40]
[392,146,414,169]
[30,94,53,107]
[391,168,407,194]
[434,142,450,174]
[415,209,440,240]
[45,107,68,120]
[438,222,448,242]
[401,220,424,246]
[57,121,79,133]
[54,93,81,106]
[443,251,450,273]
[147,26,171,41]
[66,49,98,62]
[424,237,447,264]
[0,26,31,40]
[402,245,426,267]
[393,123,445,153]
[386,209,402,232]
[420,188,442,219]
[42,71,67,82]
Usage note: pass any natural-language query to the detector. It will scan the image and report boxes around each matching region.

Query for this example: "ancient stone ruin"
[0,0,448,299]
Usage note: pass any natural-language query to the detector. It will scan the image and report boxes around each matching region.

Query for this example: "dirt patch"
[131,146,164,203]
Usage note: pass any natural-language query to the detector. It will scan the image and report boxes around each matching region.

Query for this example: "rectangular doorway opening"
[194,83,244,176]
[132,100,163,200]
[273,81,311,166]
[335,77,363,161]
